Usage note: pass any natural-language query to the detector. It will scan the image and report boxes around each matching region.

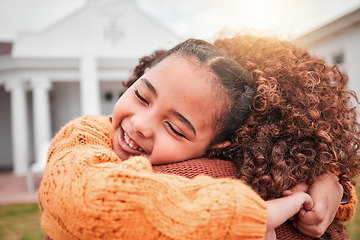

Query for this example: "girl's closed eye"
[165,122,186,139]
[134,89,149,105]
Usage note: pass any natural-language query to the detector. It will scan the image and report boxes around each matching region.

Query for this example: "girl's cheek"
[112,105,124,127]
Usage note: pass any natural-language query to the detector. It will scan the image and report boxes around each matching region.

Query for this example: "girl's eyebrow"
[140,78,157,97]
[171,110,196,136]
[140,77,196,136]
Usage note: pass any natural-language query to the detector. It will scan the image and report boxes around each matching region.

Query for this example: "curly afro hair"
[214,34,360,199]
[124,34,360,200]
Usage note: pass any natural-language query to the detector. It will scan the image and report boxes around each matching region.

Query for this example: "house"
[0,0,179,175]
[2,0,359,177]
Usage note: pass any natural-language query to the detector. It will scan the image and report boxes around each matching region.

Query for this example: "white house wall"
[0,0,180,175]
[50,82,81,135]
[343,27,360,96]
[100,81,126,116]
[12,0,179,58]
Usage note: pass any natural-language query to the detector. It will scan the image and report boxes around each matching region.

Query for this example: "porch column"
[5,80,30,176]
[30,78,52,160]
[80,46,101,115]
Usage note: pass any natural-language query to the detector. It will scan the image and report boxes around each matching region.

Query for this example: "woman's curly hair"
[214,34,360,199]
[125,35,360,200]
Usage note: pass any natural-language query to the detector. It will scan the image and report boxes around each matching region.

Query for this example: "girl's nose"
[131,114,153,138]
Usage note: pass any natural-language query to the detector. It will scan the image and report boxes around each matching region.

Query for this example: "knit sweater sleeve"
[38,115,268,240]
[335,183,358,221]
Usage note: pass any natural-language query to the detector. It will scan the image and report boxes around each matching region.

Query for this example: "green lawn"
[0,203,44,240]
[346,206,360,239]
[345,178,360,239]
[0,183,359,240]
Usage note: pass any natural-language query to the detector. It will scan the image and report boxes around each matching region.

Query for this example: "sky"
[1,0,360,42]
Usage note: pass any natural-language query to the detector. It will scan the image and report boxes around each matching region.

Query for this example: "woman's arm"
[283,172,357,238]
[39,115,268,240]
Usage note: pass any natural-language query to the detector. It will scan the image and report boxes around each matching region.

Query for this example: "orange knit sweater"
[39,115,268,240]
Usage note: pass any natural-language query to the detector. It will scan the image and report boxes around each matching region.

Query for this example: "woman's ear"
[144,67,150,73]
[209,141,231,150]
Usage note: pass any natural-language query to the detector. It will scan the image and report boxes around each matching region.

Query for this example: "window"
[104,92,113,102]
[332,52,344,65]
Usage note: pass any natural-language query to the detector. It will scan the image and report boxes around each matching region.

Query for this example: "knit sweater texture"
[39,115,268,240]
[152,159,357,222]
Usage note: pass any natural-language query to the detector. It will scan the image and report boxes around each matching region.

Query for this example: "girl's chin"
[113,142,129,161]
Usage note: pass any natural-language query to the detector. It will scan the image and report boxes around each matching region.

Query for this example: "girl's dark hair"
[125,39,256,149]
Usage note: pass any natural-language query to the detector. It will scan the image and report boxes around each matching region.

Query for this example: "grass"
[0,182,359,240]
[345,177,360,239]
[346,204,360,239]
[0,203,44,240]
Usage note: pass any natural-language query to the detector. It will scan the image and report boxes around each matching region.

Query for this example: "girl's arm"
[39,115,268,240]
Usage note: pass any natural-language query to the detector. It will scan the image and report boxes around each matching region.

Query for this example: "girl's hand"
[266,192,313,240]
[283,173,343,238]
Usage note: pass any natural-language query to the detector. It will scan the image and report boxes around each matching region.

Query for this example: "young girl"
[112,38,256,165]
[39,38,313,240]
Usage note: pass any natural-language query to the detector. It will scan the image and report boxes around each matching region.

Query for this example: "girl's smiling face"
[112,54,228,165]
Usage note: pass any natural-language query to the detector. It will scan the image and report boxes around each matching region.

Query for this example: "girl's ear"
[144,67,150,73]
[209,141,231,150]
